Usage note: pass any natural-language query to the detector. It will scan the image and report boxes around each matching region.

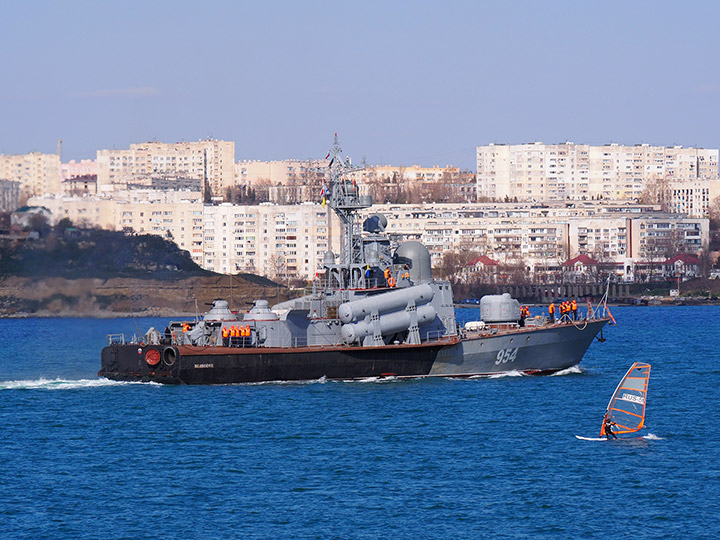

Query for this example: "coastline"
[0,275,290,319]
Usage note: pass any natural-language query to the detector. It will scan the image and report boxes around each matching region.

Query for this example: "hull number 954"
[495,347,519,365]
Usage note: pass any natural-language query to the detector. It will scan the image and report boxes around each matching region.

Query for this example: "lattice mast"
[322,134,370,267]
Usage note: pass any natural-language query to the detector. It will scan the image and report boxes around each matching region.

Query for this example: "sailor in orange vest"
[519,305,529,327]
[548,302,555,323]
[222,325,229,347]
[384,267,395,287]
[571,298,578,320]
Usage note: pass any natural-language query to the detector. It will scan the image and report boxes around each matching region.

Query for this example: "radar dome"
[394,241,432,282]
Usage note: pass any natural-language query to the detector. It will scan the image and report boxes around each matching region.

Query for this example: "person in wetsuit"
[604,416,618,439]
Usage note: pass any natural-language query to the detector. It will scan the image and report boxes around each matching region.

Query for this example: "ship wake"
[0,377,160,391]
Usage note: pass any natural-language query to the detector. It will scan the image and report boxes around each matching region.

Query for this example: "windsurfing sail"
[600,362,651,437]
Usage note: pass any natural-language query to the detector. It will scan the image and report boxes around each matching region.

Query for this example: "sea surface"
[1,306,719,539]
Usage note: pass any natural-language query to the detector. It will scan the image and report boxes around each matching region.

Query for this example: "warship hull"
[99,318,608,384]
[99,339,456,384]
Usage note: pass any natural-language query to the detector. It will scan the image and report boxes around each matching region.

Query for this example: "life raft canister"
[145,348,161,366]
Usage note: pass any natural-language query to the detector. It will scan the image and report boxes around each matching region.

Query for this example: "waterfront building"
[476,142,720,217]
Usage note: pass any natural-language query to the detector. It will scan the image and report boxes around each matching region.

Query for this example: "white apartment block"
[476,143,720,216]
[97,140,235,196]
[202,203,340,278]
[0,152,61,198]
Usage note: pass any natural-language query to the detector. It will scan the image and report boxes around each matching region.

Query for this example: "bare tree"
[638,175,671,210]
[708,195,720,231]
[439,250,480,280]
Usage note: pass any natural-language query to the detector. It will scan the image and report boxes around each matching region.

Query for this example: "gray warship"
[99,136,610,384]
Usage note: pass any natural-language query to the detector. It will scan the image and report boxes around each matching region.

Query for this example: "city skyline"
[2,1,720,169]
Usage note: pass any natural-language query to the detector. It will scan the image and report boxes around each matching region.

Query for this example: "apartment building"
[97,140,235,196]
[476,143,720,216]
[0,152,61,198]
[0,179,20,212]
[202,203,340,278]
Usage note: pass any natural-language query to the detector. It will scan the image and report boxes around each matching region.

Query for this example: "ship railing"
[423,330,451,343]
[107,333,127,345]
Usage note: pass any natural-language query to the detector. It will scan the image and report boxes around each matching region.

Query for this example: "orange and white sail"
[600,362,651,437]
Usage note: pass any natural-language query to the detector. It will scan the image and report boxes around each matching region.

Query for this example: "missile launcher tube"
[338,283,434,324]
[341,304,437,343]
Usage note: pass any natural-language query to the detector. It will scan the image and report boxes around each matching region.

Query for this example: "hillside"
[0,229,208,278]
[0,229,290,316]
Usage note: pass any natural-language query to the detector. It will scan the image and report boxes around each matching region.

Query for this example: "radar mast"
[321,134,370,267]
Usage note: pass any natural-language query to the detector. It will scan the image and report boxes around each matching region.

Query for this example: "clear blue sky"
[1,0,718,169]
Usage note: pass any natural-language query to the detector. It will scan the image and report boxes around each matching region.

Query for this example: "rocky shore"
[0,275,291,318]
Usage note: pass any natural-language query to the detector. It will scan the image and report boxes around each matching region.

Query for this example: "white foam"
[551,365,583,376]
[487,369,525,379]
[0,377,158,390]
[642,433,664,440]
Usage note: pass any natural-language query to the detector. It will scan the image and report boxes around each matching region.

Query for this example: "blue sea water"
[1,306,719,539]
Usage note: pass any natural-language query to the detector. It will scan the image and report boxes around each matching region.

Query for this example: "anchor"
[596,327,606,343]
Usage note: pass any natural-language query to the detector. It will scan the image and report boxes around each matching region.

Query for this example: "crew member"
[587,299,593,319]
[164,326,171,344]
[548,302,555,323]
[222,326,229,347]
[519,305,529,327]
[571,298,578,320]
[603,416,618,439]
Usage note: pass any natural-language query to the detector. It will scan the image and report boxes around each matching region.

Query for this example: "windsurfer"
[603,416,618,439]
